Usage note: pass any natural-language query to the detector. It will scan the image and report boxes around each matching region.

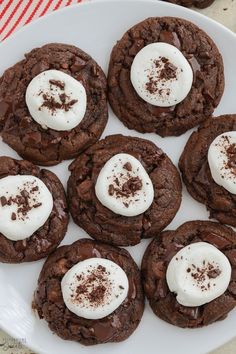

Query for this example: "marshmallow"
[208,131,236,194]
[0,175,53,241]
[61,257,129,320]
[95,153,154,217]
[130,42,193,107]
[26,70,87,131]
[166,242,231,307]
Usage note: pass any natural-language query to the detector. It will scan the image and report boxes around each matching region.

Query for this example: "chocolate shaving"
[0,196,7,207]
[40,92,78,114]
[123,162,132,171]
[49,79,65,90]
[89,285,107,303]
[109,176,143,200]
[73,265,113,307]
[59,93,67,103]
[114,177,120,187]
[33,202,42,208]
[108,184,115,196]
[122,177,142,196]
[207,268,221,279]
[1,181,43,221]
[145,56,177,96]
[188,261,222,291]
[146,76,158,95]
[11,212,16,221]
[159,59,177,80]
[226,143,236,174]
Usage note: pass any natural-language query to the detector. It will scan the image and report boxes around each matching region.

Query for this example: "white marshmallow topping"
[26,69,87,131]
[130,42,193,107]
[95,153,154,217]
[166,242,231,307]
[61,258,129,320]
[0,175,53,241]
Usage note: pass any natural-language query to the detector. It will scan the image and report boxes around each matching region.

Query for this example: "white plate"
[0,1,236,354]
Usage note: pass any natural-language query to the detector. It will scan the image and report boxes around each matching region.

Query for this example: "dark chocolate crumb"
[11,212,16,221]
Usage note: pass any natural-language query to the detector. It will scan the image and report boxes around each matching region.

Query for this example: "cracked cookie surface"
[0,43,108,166]
[108,17,224,137]
[67,134,182,246]
[33,238,144,345]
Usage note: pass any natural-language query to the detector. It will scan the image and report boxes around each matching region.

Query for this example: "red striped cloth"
[0,0,84,41]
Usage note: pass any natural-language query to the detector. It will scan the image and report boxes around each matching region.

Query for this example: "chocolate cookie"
[0,43,108,166]
[164,0,215,8]
[67,134,182,246]
[33,238,144,345]
[108,17,224,136]
[0,156,68,263]
[179,115,236,227]
[141,220,236,328]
